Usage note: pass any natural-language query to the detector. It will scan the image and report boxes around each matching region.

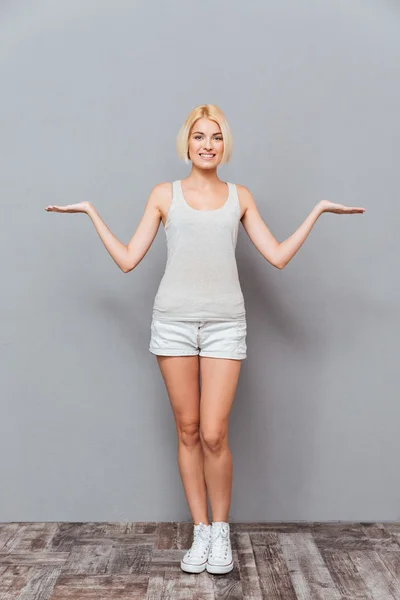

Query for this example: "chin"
[195,160,221,169]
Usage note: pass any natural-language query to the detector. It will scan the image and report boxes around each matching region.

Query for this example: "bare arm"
[87,183,166,272]
[273,206,323,269]
[46,183,167,273]
[238,184,323,269]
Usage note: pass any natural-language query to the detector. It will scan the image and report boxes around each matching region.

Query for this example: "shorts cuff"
[199,350,247,360]
[149,347,199,356]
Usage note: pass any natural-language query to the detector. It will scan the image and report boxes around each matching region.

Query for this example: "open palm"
[45,201,92,214]
[319,200,366,214]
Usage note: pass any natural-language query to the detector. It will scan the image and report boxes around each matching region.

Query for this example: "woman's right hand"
[45,201,92,214]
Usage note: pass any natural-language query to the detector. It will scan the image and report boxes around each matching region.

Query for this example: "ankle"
[212,520,229,524]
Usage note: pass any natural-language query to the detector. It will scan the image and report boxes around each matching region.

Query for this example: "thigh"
[199,356,242,436]
[155,355,201,430]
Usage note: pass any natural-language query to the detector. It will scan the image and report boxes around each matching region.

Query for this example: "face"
[187,117,224,168]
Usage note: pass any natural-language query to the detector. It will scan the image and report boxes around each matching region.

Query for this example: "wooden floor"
[1,522,400,599]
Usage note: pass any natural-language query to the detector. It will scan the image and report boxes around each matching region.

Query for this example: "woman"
[45,104,365,575]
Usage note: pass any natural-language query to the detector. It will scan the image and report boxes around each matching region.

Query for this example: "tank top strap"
[175,180,190,208]
[171,180,183,206]
[227,182,240,217]
[165,180,184,225]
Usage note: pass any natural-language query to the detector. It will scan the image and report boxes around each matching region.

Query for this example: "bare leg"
[155,355,209,525]
[199,357,242,523]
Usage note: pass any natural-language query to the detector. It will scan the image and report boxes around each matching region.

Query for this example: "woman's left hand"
[318,200,366,215]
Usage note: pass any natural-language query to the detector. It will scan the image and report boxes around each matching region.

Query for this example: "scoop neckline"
[178,179,230,212]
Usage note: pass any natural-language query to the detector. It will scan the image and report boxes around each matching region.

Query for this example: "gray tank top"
[152,179,246,322]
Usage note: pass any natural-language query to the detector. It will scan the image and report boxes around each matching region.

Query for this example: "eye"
[193,135,222,140]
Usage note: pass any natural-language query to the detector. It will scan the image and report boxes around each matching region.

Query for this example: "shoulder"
[234,183,256,211]
[146,181,173,209]
[150,181,173,198]
[235,183,251,195]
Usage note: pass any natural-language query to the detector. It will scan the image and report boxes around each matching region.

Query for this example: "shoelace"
[188,526,210,557]
[210,524,229,559]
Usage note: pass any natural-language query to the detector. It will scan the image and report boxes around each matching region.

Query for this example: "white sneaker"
[180,522,211,573]
[206,521,234,574]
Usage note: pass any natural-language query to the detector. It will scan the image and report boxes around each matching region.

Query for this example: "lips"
[199,153,215,159]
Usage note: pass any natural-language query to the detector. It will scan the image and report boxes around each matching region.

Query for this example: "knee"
[176,421,200,447]
[200,427,227,454]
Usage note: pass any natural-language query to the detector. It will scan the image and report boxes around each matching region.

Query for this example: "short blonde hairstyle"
[176,104,233,164]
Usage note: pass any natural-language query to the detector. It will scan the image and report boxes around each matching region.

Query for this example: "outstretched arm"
[238,185,365,270]
[87,183,166,273]
[46,183,167,273]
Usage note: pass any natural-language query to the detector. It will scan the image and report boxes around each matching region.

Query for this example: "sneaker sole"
[180,559,207,573]
[206,560,234,574]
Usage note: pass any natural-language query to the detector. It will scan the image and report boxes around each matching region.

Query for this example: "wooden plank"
[313,523,387,552]
[52,574,149,599]
[322,550,375,600]
[161,570,199,600]
[0,524,24,552]
[348,550,400,599]
[145,572,165,600]
[50,522,127,551]
[279,532,342,599]
[232,522,314,533]
[0,551,69,565]
[156,523,178,550]
[0,523,60,552]
[106,542,153,574]
[61,544,112,575]
[251,532,298,599]
[150,549,186,572]
[0,565,35,599]
[235,532,263,599]
[194,570,215,600]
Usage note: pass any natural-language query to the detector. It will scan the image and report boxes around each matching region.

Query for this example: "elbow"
[123,261,137,273]
[122,248,136,273]
[274,247,284,269]
[274,256,285,270]
[122,253,134,272]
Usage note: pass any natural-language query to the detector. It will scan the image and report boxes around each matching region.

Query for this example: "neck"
[187,165,221,187]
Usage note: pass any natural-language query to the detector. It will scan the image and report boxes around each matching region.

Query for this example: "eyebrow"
[192,131,222,136]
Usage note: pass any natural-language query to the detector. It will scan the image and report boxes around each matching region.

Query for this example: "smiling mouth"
[199,153,216,159]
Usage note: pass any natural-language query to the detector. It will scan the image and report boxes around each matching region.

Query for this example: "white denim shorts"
[149,317,247,360]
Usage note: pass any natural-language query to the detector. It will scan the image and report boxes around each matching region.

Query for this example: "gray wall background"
[1,0,399,522]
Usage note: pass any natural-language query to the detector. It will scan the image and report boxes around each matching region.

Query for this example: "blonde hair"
[176,104,233,164]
